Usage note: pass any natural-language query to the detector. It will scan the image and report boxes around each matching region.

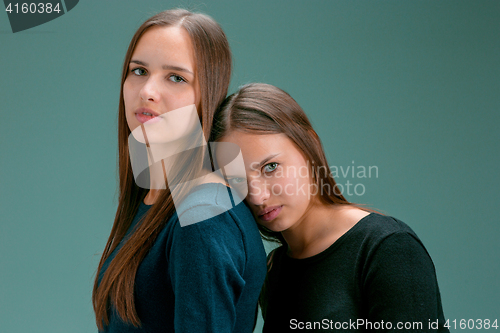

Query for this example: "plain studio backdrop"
[1,1,498,332]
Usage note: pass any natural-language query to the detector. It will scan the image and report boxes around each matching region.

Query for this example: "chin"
[259,220,288,233]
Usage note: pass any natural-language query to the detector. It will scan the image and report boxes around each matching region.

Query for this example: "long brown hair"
[92,9,232,329]
[210,83,354,245]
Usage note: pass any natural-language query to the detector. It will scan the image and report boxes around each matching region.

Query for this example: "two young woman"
[94,8,448,333]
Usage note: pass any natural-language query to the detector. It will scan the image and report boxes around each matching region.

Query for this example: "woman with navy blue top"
[92,10,266,332]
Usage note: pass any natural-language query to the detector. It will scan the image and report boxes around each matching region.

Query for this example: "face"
[219,131,315,232]
[123,26,201,143]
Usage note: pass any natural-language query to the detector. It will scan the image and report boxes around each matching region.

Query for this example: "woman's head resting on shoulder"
[211,83,352,244]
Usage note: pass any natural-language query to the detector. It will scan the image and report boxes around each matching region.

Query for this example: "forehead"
[220,131,298,161]
[133,26,196,67]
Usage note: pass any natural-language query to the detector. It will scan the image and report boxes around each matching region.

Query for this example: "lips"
[258,205,283,222]
[135,107,161,124]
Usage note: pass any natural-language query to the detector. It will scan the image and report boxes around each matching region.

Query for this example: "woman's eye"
[228,177,246,185]
[131,68,147,76]
[263,162,278,173]
[169,74,185,83]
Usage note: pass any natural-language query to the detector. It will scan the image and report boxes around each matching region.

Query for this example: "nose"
[140,76,161,102]
[246,178,270,206]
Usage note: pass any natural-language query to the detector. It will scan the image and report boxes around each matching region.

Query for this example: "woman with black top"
[92,10,266,333]
[211,83,449,332]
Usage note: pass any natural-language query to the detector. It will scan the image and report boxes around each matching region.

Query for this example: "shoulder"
[174,182,254,228]
[175,183,232,224]
[166,183,260,275]
[356,213,421,244]
[169,183,258,250]
[355,213,434,265]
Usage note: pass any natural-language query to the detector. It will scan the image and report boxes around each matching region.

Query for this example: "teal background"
[1,0,498,332]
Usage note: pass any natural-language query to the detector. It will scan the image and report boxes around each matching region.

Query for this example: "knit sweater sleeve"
[363,231,449,332]
[168,206,246,333]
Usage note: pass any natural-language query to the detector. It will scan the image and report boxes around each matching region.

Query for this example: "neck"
[143,146,174,205]
[281,200,335,258]
[281,201,367,259]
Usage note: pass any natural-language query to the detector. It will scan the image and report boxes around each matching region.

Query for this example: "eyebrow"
[129,60,194,75]
[258,153,280,169]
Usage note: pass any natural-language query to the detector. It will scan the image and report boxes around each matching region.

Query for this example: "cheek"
[123,81,135,109]
[164,86,198,106]
[269,176,299,199]
[278,175,312,211]
[163,89,200,122]
[122,81,138,131]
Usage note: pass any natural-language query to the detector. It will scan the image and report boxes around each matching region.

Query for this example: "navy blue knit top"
[98,183,267,332]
